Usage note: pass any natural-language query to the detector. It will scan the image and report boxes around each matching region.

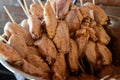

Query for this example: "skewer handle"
[80,0,83,6]
[32,0,36,4]
[3,6,15,23]
[23,0,30,16]
[18,0,29,18]
[93,0,95,5]
[38,0,44,9]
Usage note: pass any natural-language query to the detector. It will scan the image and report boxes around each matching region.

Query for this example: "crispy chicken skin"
[97,42,112,65]
[7,34,28,58]
[44,1,57,39]
[56,0,66,17]
[65,9,80,32]
[0,42,23,66]
[27,46,40,56]
[20,19,29,31]
[87,27,98,41]
[4,22,34,45]
[53,21,70,54]
[76,8,83,25]
[70,2,85,24]
[8,34,50,77]
[0,42,50,79]
[28,15,42,39]
[94,26,110,45]
[26,54,50,73]
[85,41,101,64]
[52,53,67,80]
[7,34,50,74]
[58,0,72,18]
[22,59,50,79]
[34,34,57,64]
[79,6,91,18]
[68,39,79,72]
[29,4,43,19]
[7,34,41,57]
[84,2,108,25]
[80,20,98,42]
[76,29,89,58]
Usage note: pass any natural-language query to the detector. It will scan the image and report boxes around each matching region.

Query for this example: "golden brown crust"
[52,53,67,80]
[28,15,42,39]
[44,1,57,39]
[53,21,70,54]
[68,39,79,72]
[34,34,57,65]
[30,4,43,19]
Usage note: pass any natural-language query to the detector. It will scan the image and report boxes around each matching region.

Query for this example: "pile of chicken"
[0,0,113,80]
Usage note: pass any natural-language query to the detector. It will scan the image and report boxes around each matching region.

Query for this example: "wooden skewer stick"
[23,0,30,16]
[80,0,83,6]
[78,63,85,73]
[32,0,36,4]
[38,0,44,9]
[18,0,28,18]
[89,9,94,20]
[92,0,95,5]
[0,35,7,43]
[3,6,15,23]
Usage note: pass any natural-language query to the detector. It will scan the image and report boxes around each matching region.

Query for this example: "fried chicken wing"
[29,4,43,19]
[7,34,50,74]
[97,42,112,65]
[0,43,50,79]
[28,15,42,39]
[94,26,110,45]
[20,19,29,31]
[58,0,72,18]
[44,1,57,39]
[27,46,40,56]
[34,34,57,64]
[26,54,50,73]
[79,6,91,18]
[4,22,34,45]
[56,0,66,17]
[84,2,108,25]
[22,59,50,79]
[81,22,98,41]
[68,39,79,72]
[7,34,28,58]
[53,21,70,54]
[76,8,83,25]
[87,27,98,41]
[65,9,80,32]
[85,41,101,65]
[0,42,23,66]
[52,53,67,80]
[76,29,89,58]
